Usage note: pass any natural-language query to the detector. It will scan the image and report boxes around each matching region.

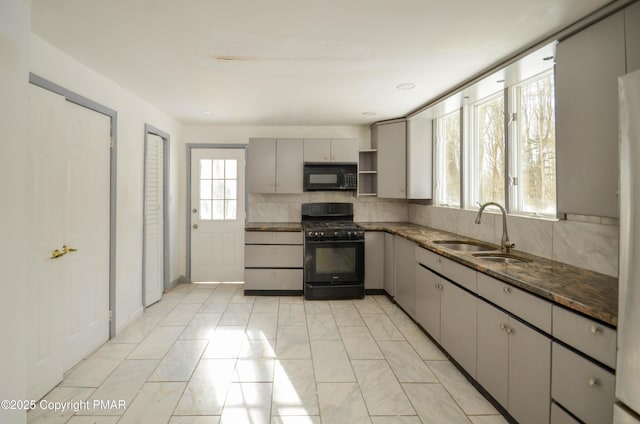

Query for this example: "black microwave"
[303,163,358,191]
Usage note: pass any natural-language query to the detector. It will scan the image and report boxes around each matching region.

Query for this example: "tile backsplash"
[409,204,619,278]
[248,193,408,223]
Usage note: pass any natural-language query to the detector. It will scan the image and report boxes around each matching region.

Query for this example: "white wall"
[0,1,29,423]
[30,35,184,330]
[409,204,619,277]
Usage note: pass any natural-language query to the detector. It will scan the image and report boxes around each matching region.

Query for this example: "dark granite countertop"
[361,222,618,327]
[245,222,302,232]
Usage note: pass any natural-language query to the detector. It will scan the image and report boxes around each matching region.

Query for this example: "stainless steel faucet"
[475,202,515,254]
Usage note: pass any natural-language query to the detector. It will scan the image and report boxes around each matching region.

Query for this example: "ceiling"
[31,0,611,126]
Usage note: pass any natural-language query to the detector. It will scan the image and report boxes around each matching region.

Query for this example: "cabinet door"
[303,138,331,162]
[275,138,303,193]
[626,1,640,73]
[415,264,441,342]
[376,121,407,198]
[247,138,276,193]
[365,231,384,290]
[383,232,395,296]
[508,318,551,424]
[556,12,626,218]
[477,300,509,407]
[330,138,358,162]
[441,280,477,377]
[394,235,416,318]
[407,116,433,199]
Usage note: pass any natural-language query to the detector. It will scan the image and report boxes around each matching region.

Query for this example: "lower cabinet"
[364,231,384,290]
[394,235,416,318]
[383,233,395,296]
[244,231,303,292]
[477,300,551,424]
[415,264,477,377]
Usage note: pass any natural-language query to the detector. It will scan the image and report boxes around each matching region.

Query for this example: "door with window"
[190,148,245,282]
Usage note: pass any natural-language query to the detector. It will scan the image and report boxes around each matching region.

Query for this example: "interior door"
[191,148,246,282]
[62,100,111,371]
[144,133,164,306]
[26,84,66,400]
[26,84,111,399]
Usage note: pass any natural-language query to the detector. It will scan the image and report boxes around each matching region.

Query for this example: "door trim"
[186,143,247,282]
[29,73,118,338]
[143,124,170,306]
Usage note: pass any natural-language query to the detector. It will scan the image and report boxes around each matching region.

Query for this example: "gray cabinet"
[374,121,407,199]
[415,264,441,341]
[415,263,476,376]
[477,300,551,424]
[626,2,640,73]
[383,232,395,296]
[244,231,304,291]
[364,231,384,290]
[440,279,477,377]
[394,235,416,318]
[555,12,626,218]
[303,138,358,163]
[406,114,433,199]
[248,138,303,193]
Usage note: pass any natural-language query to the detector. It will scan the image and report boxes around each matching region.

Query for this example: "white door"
[27,84,66,400]
[190,148,245,282]
[144,134,164,306]
[26,85,111,399]
[62,100,110,371]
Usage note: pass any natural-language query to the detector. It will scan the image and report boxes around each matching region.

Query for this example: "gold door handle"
[50,249,66,259]
[62,245,78,254]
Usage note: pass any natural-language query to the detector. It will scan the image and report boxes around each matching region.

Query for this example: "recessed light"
[543,56,554,61]
[362,112,377,116]
[463,95,470,99]
[396,83,416,90]
[497,79,505,83]
[201,110,213,115]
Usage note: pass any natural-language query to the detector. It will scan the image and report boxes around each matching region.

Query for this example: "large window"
[433,68,556,218]
[512,72,556,215]
[471,93,505,206]
[435,110,461,207]
[199,159,237,220]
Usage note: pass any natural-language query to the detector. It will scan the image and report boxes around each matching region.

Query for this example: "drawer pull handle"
[588,377,600,387]
[590,326,601,334]
[505,327,513,334]
[503,287,511,293]
[500,323,506,330]
[272,249,277,254]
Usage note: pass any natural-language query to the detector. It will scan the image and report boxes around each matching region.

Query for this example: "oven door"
[304,239,364,284]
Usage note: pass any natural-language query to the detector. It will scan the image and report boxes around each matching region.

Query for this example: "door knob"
[192,208,198,214]
[193,224,198,229]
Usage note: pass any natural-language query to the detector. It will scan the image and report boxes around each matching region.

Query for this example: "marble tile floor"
[28,283,508,424]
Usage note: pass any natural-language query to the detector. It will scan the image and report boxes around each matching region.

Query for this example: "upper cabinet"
[372,118,432,199]
[627,1,640,73]
[247,138,303,194]
[303,138,358,163]
[556,7,638,218]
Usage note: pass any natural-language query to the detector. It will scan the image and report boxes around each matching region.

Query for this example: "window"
[435,110,461,207]
[199,159,237,220]
[511,71,556,215]
[471,92,505,206]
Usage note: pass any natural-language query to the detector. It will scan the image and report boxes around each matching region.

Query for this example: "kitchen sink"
[433,240,496,252]
[472,253,531,264]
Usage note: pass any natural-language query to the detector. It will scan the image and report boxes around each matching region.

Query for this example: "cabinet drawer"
[477,273,552,333]
[441,257,476,292]
[552,343,615,424]
[245,231,303,245]
[415,246,443,273]
[551,403,581,424]
[245,245,303,268]
[244,268,303,291]
[553,305,616,368]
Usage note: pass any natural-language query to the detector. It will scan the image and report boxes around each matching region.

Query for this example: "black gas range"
[301,203,365,300]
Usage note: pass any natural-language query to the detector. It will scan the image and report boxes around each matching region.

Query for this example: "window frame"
[434,109,462,208]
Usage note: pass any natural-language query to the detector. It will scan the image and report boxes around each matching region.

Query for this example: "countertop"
[245,221,618,327]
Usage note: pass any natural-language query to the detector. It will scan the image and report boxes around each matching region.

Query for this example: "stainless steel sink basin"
[472,253,531,264]
[433,240,496,252]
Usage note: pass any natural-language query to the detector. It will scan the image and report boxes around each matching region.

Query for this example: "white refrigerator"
[615,68,640,423]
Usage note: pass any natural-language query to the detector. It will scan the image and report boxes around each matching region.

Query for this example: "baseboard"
[114,306,143,336]
[167,275,188,291]
[244,289,303,296]
[365,289,386,295]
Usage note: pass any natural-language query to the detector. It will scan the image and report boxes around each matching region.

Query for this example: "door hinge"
[511,176,518,186]
[109,137,114,148]
[511,112,517,122]
[109,310,113,321]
